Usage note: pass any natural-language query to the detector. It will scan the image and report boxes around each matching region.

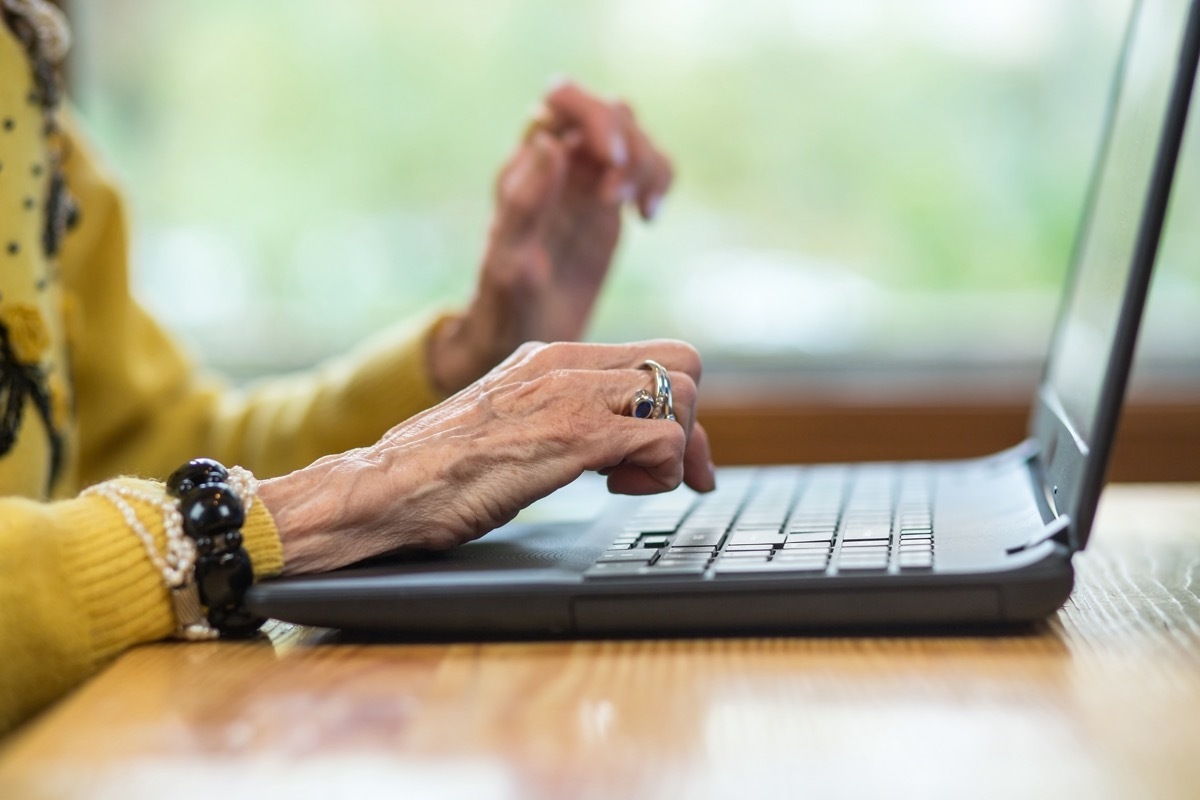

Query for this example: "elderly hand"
[260,340,712,575]
[428,79,674,395]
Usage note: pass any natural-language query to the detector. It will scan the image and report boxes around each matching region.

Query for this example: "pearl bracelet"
[85,459,263,641]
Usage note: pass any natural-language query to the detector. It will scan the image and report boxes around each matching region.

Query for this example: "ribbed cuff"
[57,477,284,663]
[56,483,175,664]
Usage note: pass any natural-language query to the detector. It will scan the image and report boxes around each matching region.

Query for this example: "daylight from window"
[71,0,1195,382]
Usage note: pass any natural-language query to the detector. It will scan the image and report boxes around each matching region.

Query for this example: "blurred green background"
[69,0,1194,382]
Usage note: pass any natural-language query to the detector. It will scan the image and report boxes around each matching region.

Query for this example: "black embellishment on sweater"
[0,319,63,488]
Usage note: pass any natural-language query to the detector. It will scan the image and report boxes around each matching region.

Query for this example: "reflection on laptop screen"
[1045,0,1191,445]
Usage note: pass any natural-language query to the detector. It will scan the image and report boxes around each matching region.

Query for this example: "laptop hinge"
[1007,514,1072,555]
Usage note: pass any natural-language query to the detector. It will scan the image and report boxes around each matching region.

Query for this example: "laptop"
[247,0,1200,635]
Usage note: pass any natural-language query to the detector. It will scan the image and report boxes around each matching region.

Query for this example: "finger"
[523,364,698,440]
[510,339,702,387]
[606,463,679,495]
[608,102,674,221]
[493,131,568,246]
[630,134,673,221]
[542,79,629,169]
[604,423,710,496]
[576,366,702,494]
[605,368,699,440]
[600,416,688,495]
[681,422,717,493]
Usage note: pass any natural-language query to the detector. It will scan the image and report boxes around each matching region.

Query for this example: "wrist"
[259,459,356,576]
[426,300,511,396]
[260,434,479,575]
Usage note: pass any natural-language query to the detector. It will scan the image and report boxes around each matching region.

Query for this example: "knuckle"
[515,340,547,360]
[662,340,702,380]
[545,78,580,105]
[541,340,590,366]
[499,186,540,221]
[672,373,698,406]
[534,340,568,365]
[506,340,548,373]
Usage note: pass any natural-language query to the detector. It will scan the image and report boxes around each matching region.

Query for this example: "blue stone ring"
[630,389,656,419]
[636,359,677,422]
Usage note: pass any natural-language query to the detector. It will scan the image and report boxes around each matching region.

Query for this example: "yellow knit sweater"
[0,27,443,734]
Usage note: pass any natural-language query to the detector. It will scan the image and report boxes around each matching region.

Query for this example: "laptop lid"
[1030,0,1200,552]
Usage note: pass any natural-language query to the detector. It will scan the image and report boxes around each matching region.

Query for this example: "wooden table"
[2,484,1198,800]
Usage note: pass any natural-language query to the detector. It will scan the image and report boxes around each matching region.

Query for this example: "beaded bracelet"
[166,458,264,638]
[84,458,264,640]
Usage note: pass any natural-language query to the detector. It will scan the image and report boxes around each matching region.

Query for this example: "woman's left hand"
[428,79,674,394]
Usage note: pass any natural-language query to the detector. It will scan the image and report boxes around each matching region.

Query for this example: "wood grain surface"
[1,484,1198,800]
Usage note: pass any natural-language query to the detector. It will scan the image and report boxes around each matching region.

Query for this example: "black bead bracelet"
[166,458,264,638]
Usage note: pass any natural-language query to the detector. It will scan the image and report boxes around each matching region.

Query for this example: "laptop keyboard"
[583,466,935,580]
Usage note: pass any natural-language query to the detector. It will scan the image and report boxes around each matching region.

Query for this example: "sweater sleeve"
[58,113,448,487]
[0,480,283,736]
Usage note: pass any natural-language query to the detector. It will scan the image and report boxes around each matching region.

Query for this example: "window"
[71,0,1195,399]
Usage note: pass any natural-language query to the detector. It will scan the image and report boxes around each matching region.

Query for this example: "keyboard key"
[782,542,830,554]
[723,544,776,553]
[899,554,934,569]
[770,561,829,572]
[841,522,892,541]
[772,556,829,567]
[839,547,890,558]
[837,551,890,563]
[837,560,889,571]
[596,550,657,563]
[792,516,840,528]
[673,530,727,548]
[785,532,835,544]
[721,553,775,563]
[728,531,787,546]
[660,551,714,561]
[648,562,708,575]
[584,563,650,579]
[712,563,780,575]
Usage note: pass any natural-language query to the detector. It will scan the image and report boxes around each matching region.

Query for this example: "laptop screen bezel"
[1030,0,1200,552]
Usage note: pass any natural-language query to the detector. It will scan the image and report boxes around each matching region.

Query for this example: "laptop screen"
[1044,0,1194,445]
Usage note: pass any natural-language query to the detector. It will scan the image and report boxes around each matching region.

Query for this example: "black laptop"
[247,0,1200,635]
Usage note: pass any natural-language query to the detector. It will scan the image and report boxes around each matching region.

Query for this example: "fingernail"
[646,193,663,221]
[610,131,628,167]
[707,461,718,491]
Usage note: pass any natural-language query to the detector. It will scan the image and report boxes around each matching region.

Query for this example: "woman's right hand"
[258,340,714,575]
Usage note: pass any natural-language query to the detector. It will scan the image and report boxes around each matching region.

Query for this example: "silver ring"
[640,359,676,422]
